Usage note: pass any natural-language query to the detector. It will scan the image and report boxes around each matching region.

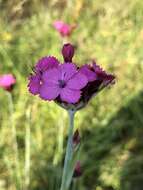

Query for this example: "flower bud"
[73,129,80,147]
[62,43,75,62]
[73,161,82,178]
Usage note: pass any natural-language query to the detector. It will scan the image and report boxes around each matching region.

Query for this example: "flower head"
[53,21,76,37]
[40,63,87,103]
[0,74,16,91]
[28,43,115,109]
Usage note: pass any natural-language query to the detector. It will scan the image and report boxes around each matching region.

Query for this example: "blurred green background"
[0,0,143,189]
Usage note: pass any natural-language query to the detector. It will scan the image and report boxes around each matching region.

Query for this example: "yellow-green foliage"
[0,0,143,189]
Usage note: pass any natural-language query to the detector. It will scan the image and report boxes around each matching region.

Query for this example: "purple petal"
[79,65,97,82]
[35,56,59,72]
[42,68,60,85]
[60,87,81,103]
[28,74,41,95]
[59,63,77,81]
[92,62,115,84]
[62,43,75,62]
[40,84,60,100]
[92,62,107,80]
[67,72,88,90]
[93,62,103,73]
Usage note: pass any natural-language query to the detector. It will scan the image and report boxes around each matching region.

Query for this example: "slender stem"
[24,107,31,190]
[7,92,21,190]
[60,109,75,190]
[53,111,64,165]
[72,179,77,190]
[62,36,69,44]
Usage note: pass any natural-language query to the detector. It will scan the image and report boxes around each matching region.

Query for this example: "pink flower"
[0,74,16,91]
[53,21,75,37]
[40,63,88,103]
[28,43,115,108]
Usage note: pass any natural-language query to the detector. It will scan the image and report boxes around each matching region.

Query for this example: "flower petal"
[40,84,60,100]
[53,21,64,30]
[42,68,60,85]
[53,21,71,37]
[67,72,88,90]
[28,74,40,95]
[60,87,81,103]
[59,63,77,81]
[79,65,97,82]
[35,56,59,72]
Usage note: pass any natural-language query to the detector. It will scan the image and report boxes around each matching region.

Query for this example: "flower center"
[58,80,66,88]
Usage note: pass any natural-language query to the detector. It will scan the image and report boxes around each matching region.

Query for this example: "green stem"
[72,179,77,190]
[60,109,75,190]
[53,111,65,165]
[7,92,21,190]
[24,107,31,190]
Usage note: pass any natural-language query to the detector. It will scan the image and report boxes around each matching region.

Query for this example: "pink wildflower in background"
[53,20,76,37]
[0,74,16,91]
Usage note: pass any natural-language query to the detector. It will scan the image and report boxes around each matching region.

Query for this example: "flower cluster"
[0,74,16,91]
[53,21,76,37]
[28,43,115,110]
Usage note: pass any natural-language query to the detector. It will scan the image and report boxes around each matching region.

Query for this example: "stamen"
[58,80,66,88]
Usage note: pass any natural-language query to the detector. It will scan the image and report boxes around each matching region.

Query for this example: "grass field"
[0,0,143,189]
